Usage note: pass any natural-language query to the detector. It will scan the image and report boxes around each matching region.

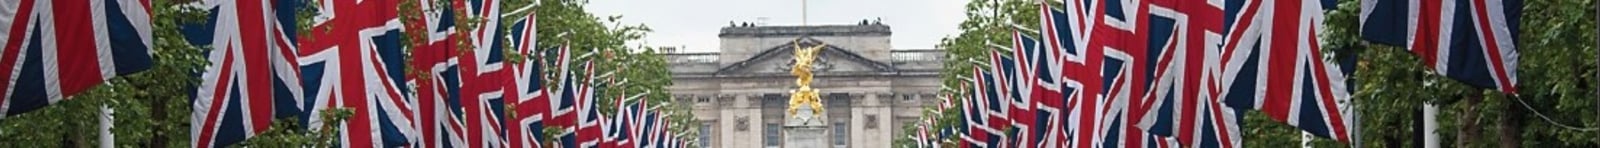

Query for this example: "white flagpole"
[98,104,114,148]
[98,82,116,148]
[1423,104,1440,148]
[1301,131,1313,148]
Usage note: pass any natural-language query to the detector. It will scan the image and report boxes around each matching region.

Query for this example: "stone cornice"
[718,24,892,38]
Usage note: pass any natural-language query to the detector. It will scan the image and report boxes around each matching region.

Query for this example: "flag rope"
[1510,96,1599,131]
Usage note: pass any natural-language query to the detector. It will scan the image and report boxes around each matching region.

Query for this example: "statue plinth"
[783,105,828,148]
[785,104,826,126]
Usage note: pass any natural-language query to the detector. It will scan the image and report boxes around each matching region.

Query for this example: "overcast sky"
[585,0,967,52]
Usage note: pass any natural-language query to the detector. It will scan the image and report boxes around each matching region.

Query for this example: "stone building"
[665,23,945,148]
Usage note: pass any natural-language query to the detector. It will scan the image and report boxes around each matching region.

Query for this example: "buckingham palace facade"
[664,23,945,148]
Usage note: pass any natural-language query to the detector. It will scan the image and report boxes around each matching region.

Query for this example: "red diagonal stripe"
[1299,23,1350,143]
[196,48,238,148]
[1469,0,1517,94]
[1222,0,1262,61]
[0,0,37,106]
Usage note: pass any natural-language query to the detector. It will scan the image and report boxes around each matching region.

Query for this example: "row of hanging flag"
[909,0,1521,147]
[0,0,696,147]
[0,0,1524,147]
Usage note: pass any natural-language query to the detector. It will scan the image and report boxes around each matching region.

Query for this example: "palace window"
[765,123,781,147]
[699,123,713,148]
[832,122,848,147]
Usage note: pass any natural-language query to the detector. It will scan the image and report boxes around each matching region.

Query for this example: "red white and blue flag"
[184,0,299,147]
[957,83,980,148]
[1032,4,1068,147]
[606,96,639,148]
[298,0,416,147]
[0,0,154,118]
[547,43,579,132]
[976,69,1009,147]
[1215,0,1352,143]
[1076,0,1186,147]
[627,98,651,148]
[458,0,509,146]
[1125,0,1248,147]
[1008,31,1062,148]
[960,69,1004,148]
[1360,0,1521,94]
[550,60,592,148]
[1043,0,1111,147]
[636,110,660,148]
[991,48,1032,147]
[916,117,935,148]
[505,14,549,148]
[402,0,510,147]
[573,62,604,148]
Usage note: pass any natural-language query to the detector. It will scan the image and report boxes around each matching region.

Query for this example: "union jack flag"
[1006,31,1062,148]
[990,49,1032,147]
[1128,0,1246,147]
[547,44,579,131]
[402,0,463,146]
[1042,1,1109,147]
[653,115,672,148]
[636,110,660,148]
[1079,0,1188,147]
[0,0,153,118]
[184,0,299,147]
[957,90,983,148]
[573,62,604,148]
[1032,4,1069,147]
[960,69,1003,148]
[1215,0,1352,143]
[457,0,510,147]
[976,68,1010,147]
[297,0,416,147]
[940,92,954,112]
[1360,0,1521,94]
[916,117,935,148]
[505,15,549,148]
[625,98,650,148]
[401,0,509,147]
[606,96,638,148]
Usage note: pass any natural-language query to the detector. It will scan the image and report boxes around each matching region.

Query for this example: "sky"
[586,0,968,52]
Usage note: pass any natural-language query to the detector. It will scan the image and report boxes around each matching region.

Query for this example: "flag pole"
[1423,104,1440,148]
[99,104,113,148]
[99,83,115,148]
[1300,131,1313,148]
[801,0,808,25]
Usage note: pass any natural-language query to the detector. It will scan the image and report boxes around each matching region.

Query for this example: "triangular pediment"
[715,37,895,75]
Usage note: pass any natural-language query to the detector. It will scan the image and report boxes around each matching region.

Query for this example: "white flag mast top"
[801,0,808,25]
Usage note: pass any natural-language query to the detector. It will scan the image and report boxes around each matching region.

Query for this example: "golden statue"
[787,42,826,119]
